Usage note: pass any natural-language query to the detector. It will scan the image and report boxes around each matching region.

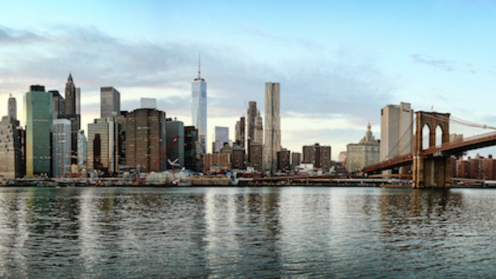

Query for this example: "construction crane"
[137,136,179,184]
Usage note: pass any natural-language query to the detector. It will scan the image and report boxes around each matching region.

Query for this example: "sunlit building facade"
[263,82,281,173]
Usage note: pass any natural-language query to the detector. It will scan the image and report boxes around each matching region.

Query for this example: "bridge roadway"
[364,130,496,173]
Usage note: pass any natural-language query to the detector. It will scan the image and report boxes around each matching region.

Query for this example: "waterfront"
[1,187,496,277]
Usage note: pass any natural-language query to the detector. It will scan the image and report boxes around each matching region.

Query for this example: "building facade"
[203,153,231,173]
[125,109,167,173]
[263,82,281,173]
[192,67,207,154]
[77,129,87,170]
[235,116,246,148]
[277,149,291,173]
[8,94,16,120]
[380,102,413,161]
[24,86,53,177]
[302,143,332,172]
[213,126,229,153]
[346,123,380,173]
[249,142,263,172]
[52,119,72,177]
[87,118,119,176]
[166,118,184,169]
[291,152,301,170]
[184,126,201,172]
[254,111,263,144]
[101,87,121,118]
[0,116,23,178]
[50,90,65,119]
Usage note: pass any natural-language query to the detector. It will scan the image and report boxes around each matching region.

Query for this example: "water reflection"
[0,187,496,277]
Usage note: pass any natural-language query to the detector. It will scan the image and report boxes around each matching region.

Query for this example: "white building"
[192,60,207,154]
[346,123,380,173]
[380,102,413,161]
[52,119,72,177]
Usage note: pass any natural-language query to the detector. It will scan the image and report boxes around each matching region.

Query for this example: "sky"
[1,0,496,159]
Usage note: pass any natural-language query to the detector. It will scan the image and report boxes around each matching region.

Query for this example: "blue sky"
[1,0,496,158]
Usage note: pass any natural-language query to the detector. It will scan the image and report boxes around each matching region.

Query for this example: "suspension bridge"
[363,111,496,188]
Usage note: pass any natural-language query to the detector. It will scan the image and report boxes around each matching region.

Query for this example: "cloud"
[410,53,455,71]
[0,26,46,45]
[0,25,398,156]
[236,25,323,51]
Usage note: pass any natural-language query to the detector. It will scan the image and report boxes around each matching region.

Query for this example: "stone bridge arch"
[413,111,450,188]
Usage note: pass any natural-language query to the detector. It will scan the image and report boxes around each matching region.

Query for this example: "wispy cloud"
[236,25,323,51]
[410,53,455,71]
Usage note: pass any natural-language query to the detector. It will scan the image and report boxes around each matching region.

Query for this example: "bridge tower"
[413,111,451,188]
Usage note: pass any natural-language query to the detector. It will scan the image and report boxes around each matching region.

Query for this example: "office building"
[77,129,87,170]
[213,126,229,153]
[249,142,263,172]
[52,119,71,177]
[232,145,245,170]
[125,109,166,173]
[235,116,246,148]
[49,90,65,119]
[191,59,207,154]
[140,98,157,109]
[101,87,121,118]
[380,102,413,161]
[87,118,119,176]
[263,82,281,173]
[166,118,184,169]
[185,126,201,172]
[0,116,23,178]
[254,111,263,144]
[8,94,16,120]
[24,85,53,177]
[346,123,380,173]
[247,101,257,142]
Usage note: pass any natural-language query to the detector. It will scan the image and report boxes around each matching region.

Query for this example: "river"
[0,187,495,278]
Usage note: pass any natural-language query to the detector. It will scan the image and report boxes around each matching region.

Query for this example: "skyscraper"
[87,118,119,176]
[380,102,413,161]
[126,109,167,172]
[191,57,207,154]
[247,101,257,142]
[8,94,16,120]
[101,87,121,118]
[63,74,81,166]
[166,118,185,169]
[24,85,53,177]
[65,73,77,115]
[0,116,23,178]
[235,116,246,148]
[52,119,72,178]
[263,82,281,173]
[49,90,65,119]
[254,110,263,144]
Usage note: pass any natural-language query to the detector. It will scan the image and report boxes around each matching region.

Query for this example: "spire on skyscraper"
[198,52,201,79]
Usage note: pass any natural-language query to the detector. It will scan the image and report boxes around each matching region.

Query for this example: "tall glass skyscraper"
[24,85,53,177]
[192,60,207,154]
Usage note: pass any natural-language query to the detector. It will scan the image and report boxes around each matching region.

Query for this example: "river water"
[0,187,496,278]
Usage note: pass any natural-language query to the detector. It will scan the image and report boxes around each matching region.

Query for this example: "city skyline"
[1,1,496,159]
